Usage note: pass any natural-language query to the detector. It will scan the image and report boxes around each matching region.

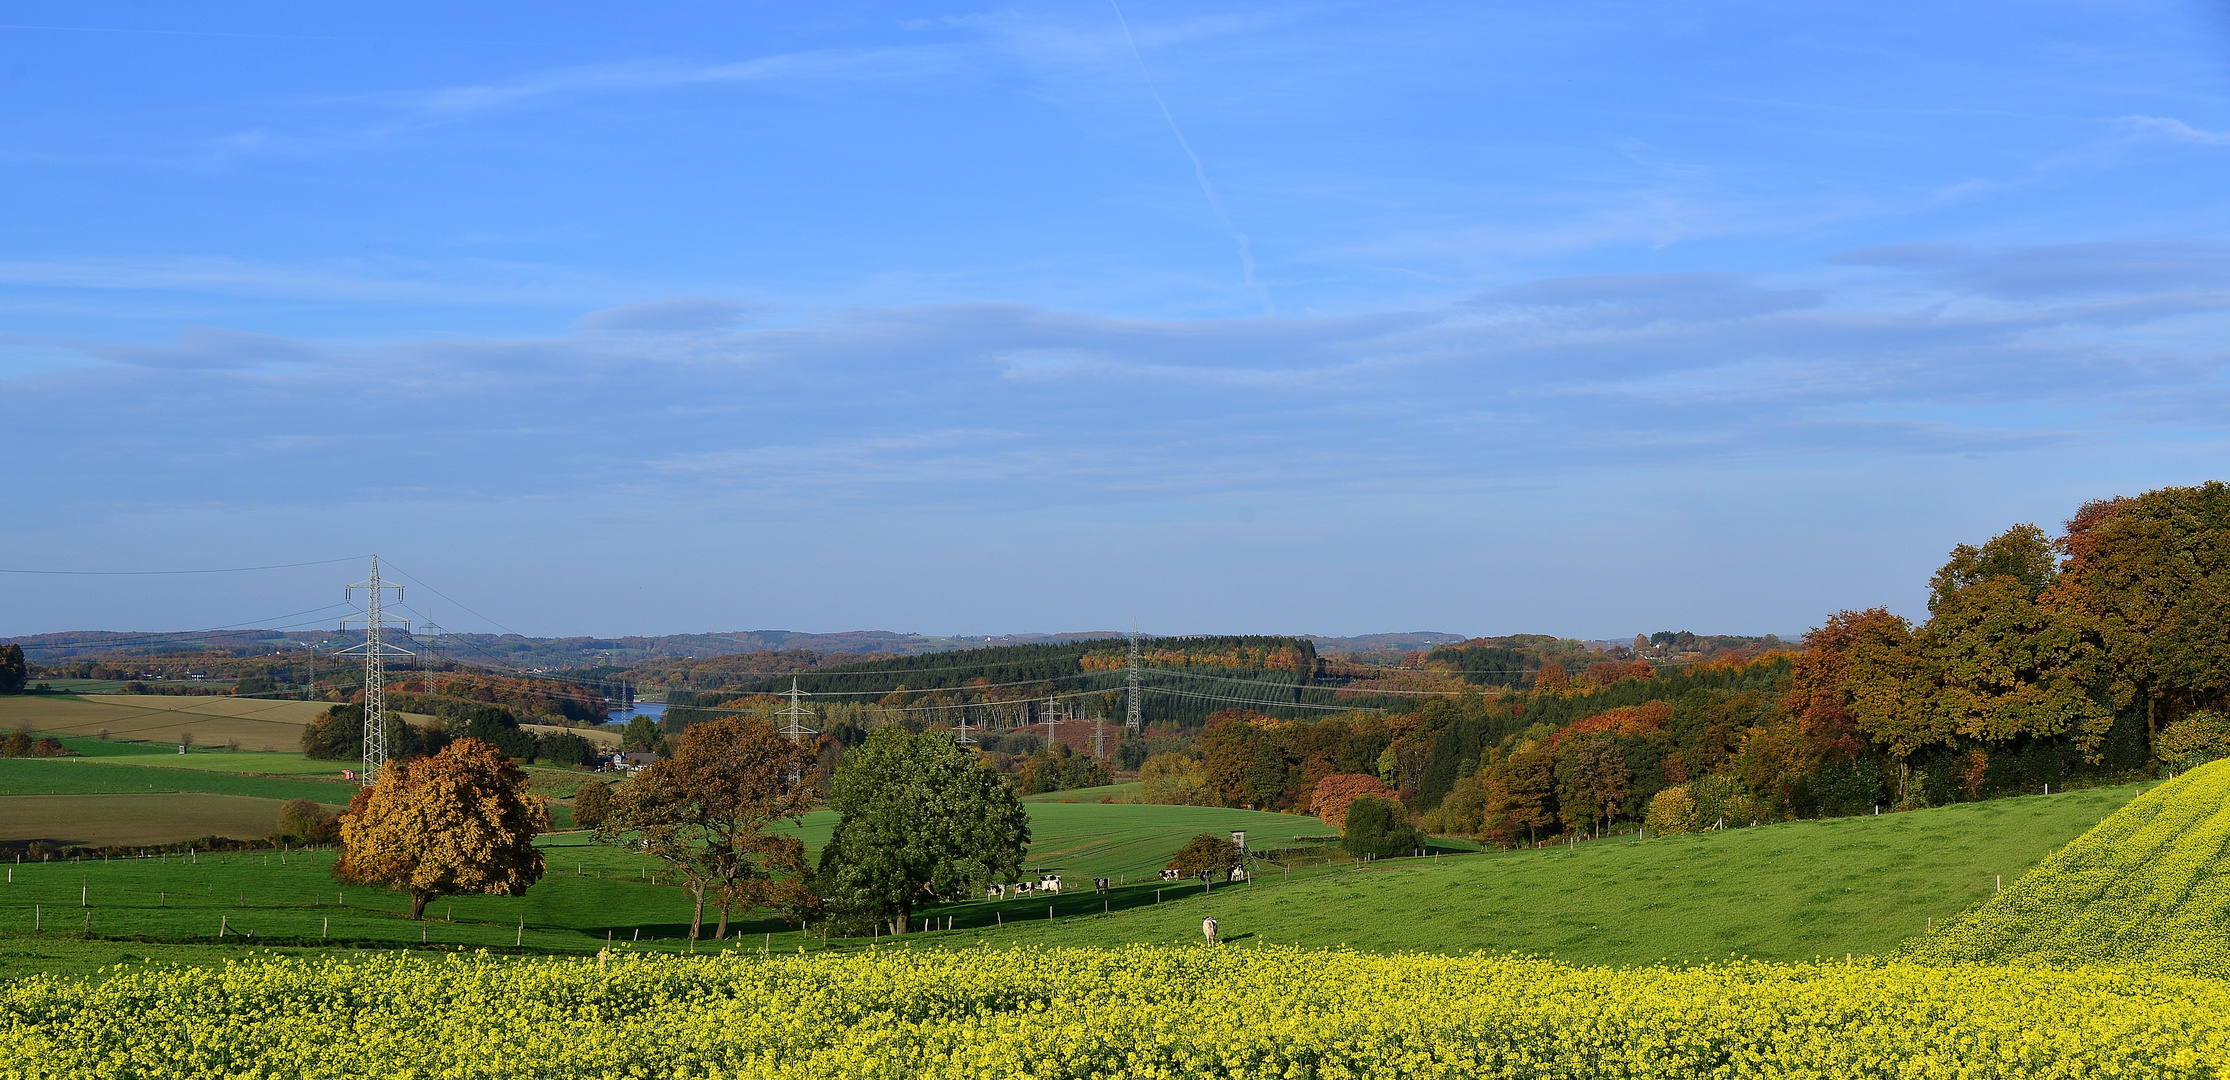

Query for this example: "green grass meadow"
[0,758,358,804]
[0,781,2145,981]
[0,800,1323,978]
[885,781,2150,966]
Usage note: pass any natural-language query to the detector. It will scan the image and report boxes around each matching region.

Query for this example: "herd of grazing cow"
[1158,867,1248,882]
[986,874,1065,900]
[984,866,1249,900]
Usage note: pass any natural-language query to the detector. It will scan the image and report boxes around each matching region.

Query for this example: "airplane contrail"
[1109,0,1274,315]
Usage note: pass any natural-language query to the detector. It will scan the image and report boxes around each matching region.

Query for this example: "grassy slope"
[1907,759,2230,973]
[0,780,2146,980]
[0,801,1320,978]
[0,794,332,848]
[0,758,357,803]
[1021,782,1142,803]
[0,694,435,751]
[889,782,2149,966]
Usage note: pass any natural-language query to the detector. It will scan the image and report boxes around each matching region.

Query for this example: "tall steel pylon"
[418,608,445,670]
[339,556,410,787]
[1041,696,1064,747]
[779,677,818,746]
[1126,626,1143,734]
[953,706,978,746]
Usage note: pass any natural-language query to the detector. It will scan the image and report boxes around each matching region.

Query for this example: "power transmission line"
[1127,625,1142,734]
[338,557,410,786]
[0,555,369,576]
[778,677,817,745]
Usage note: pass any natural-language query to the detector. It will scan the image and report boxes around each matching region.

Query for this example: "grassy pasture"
[1021,782,1142,803]
[0,794,326,848]
[18,679,133,694]
[0,801,1325,977]
[0,780,2147,982]
[0,693,434,751]
[883,781,2151,966]
[524,722,620,747]
[755,802,1321,882]
[0,757,357,803]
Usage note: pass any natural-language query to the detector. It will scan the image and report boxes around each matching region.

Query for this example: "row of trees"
[1384,483,2230,843]
[332,718,1028,939]
[1784,483,2230,805]
[301,704,599,768]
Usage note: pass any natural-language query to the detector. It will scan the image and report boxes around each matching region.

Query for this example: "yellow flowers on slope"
[1909,758,2230,974]
[4,945,2227,1078]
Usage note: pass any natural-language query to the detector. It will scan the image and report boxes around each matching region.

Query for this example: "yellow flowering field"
[1908,759,2230,975]
[5,945,2226,1078]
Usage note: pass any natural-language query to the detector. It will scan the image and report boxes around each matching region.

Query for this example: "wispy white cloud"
[2121,115,2230,147]
[0,254,650,306]
[10,245,2227,515]
[395,48,955,120]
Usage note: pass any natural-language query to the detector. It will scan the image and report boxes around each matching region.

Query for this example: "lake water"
[605,700,666,725]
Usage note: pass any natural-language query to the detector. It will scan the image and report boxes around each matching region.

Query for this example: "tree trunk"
[409,891,430,920]
[715,900,730,940]
[688,884,706,941]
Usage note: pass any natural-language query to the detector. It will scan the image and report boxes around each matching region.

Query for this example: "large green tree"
[1920,573,2112,753]
[2052,483,2230,742]
[816,725,1029,936]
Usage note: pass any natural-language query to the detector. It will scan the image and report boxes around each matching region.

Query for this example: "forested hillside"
[1155,482,2230,845]
[662,637,1440,733]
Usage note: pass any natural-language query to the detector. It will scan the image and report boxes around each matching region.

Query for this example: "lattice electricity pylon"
[1040,696,1065,747]
[1126,628,1143,733]
[779,677,818,746]
[953,705,978,746]
[339,555,411,787]
[1091,715,1107,759]
[418,609,446,670]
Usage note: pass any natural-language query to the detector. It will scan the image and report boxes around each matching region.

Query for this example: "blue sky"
[3,1,2228,640]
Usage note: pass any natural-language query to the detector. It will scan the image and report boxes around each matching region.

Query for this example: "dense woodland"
[1163,482,2230,844]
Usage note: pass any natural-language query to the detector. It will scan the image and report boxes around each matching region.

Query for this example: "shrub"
[2157,711,2230,772]
[571,779,612,830]
[1340,795,1424,859]
[1166,833,1244,876]
[1644,786,1700,834]
[276,798,339,843]
[1439,776,1488,836]
[1126,753,1215,806]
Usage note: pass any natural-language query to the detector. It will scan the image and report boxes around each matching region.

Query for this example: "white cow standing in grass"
[1038,874,1063,893]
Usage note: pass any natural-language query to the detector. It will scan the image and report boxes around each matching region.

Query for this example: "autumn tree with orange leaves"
[333,738,549,920]
[598,716,817,940]
[1308,773,1394,830]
